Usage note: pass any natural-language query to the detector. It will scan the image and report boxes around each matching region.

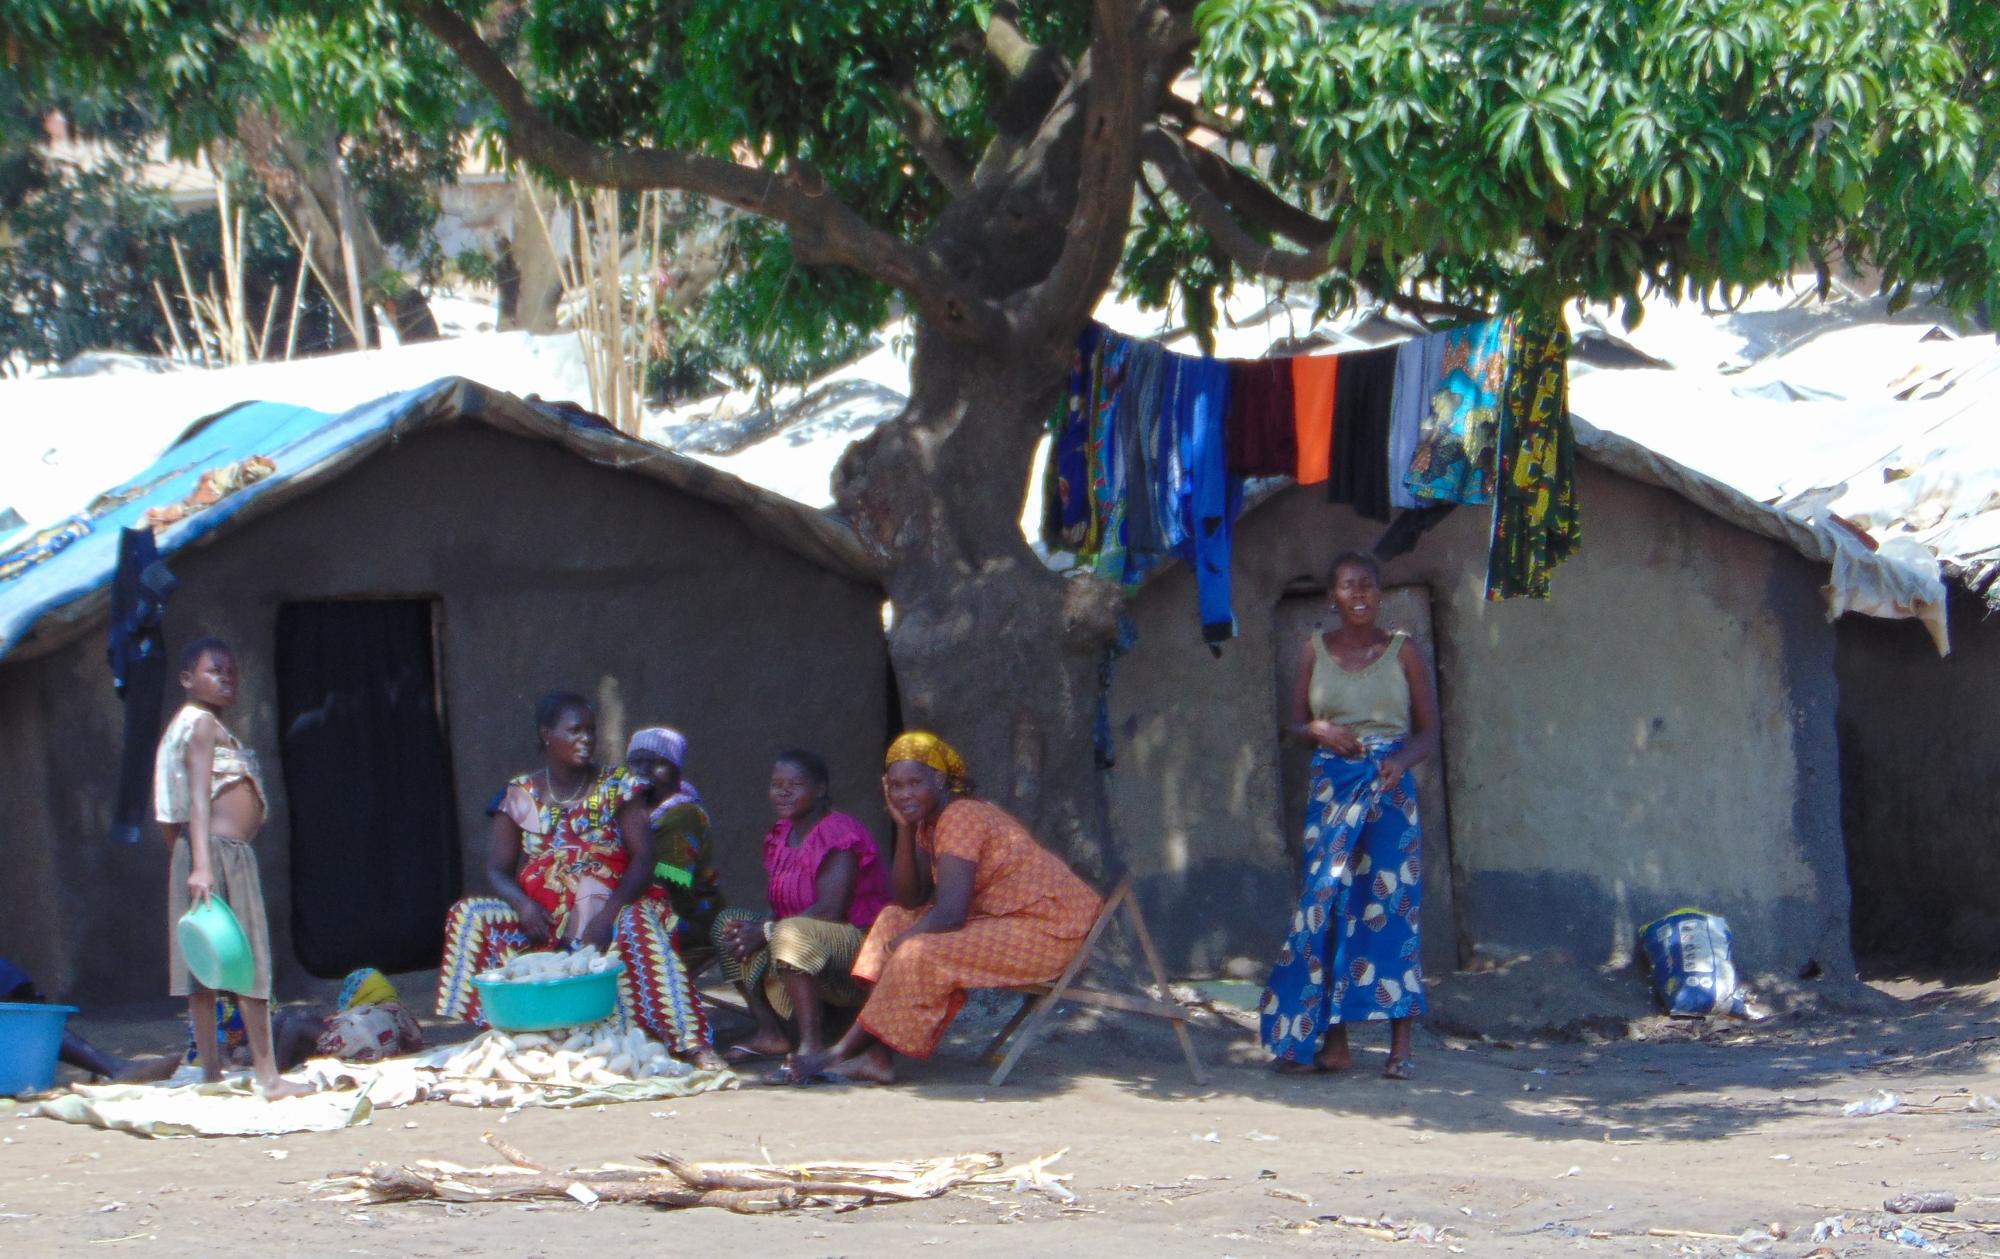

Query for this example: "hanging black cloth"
[1328,345,1399,522]
[106,527,176,843]
[1373,504,1459,561]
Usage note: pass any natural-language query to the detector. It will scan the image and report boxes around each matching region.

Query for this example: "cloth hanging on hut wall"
[1290,356,1339,485]
[1405,317,1514,505]
[1487,322,1580,599]
[1045,314,1580,638]
[1225,358,1297,477]
[1173,354,1242,642]
[1387,335,1448,510]
[1328,346,1399,522]
[1086,332,1136,582]
[1047,324,1100,553]
[106,527,176,844]
[1120,340,1170,563]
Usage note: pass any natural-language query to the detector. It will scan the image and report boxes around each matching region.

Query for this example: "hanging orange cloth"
[1290,356,1339,485]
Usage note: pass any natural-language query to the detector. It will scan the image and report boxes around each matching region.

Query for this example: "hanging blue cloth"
[1167,353,1240,644]
[1048,324,1101,553]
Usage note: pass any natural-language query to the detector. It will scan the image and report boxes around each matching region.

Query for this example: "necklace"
[543,768,590,807]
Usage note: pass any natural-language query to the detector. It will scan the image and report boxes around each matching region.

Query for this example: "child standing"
[154,637,307,1097]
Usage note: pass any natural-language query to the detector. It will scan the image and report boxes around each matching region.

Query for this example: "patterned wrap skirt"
[435,895,709,1053]
[1260,741,1427,1061]
[708,910,868,1016]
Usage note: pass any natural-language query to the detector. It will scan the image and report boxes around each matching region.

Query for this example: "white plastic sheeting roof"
[1566,289,1998,631]
[0,331,593,549]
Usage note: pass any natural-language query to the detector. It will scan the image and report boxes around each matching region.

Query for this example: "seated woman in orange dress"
[785,732,1100,1085]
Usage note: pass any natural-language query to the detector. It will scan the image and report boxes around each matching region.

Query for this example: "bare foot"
[685,1045,730,1072]
[1316,1045,1354,1072]
[1274,1057,1326,1075]
[113,1055,182,1085]
[822,1045,895,1085]
[786,1046,839,1083]
[255,1076,315,1101]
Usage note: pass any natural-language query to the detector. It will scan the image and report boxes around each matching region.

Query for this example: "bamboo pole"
[284,229,312,361]
[152,279,191,364]
[168,239,211,368]
[256,282,280,361]
[265,200,362,347]
[334,187,369,350]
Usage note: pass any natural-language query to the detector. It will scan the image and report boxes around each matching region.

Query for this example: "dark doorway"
[1272,584,1460,975]
[275,599,460,977]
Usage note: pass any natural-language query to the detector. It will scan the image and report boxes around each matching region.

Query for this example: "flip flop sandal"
[1383,1056,1416,1081]
[763,1062,842,1088]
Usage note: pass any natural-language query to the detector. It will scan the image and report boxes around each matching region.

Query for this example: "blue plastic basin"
[471,964,624,1032]
[0,1002,77,1096]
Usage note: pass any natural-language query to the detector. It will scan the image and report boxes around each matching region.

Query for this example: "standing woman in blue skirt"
[1262,552,1441,1080]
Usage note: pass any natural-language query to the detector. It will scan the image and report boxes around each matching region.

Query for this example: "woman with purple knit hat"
[625,726,726,955]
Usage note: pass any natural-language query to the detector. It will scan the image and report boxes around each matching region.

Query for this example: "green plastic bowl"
[178,897,256,995]
[472,963,625,1032]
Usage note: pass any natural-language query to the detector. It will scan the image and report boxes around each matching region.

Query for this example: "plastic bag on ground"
[1639,908,1748,1017]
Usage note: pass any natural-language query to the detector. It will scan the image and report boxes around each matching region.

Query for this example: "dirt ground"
[2,968,1995,1258]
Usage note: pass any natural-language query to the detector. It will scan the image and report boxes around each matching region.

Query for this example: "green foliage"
[9,0,1998,373]
[1191,0,2000,324]
[481,0,1088,382]
[674,218,887,387]
[0,150,343,371]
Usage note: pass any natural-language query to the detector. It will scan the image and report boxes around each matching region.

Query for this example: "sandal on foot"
[1383,1056,1415,1081]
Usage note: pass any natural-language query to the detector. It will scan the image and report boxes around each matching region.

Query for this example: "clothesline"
[1042,314,1580,644]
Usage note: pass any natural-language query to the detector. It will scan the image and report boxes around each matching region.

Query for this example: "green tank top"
[1309,629,1411,741]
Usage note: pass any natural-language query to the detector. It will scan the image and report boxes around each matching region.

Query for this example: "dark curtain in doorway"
[275,600,460,977]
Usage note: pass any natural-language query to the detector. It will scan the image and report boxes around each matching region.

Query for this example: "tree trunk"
[500,177,563,333]
[835,323,1126,880]
[232,110,441,347]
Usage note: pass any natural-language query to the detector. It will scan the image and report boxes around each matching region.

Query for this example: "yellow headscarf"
[885,730,970,794]
[337,968,400,1011]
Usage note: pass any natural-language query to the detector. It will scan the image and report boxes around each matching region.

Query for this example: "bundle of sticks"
[318,1133,1073,1215]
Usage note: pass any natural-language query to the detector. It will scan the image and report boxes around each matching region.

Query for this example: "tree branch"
[889,77,973,197]
[404,0,1003,342]
[983,0,1048,80]
[1021,0,1162,334]
[1141,125,1351,282]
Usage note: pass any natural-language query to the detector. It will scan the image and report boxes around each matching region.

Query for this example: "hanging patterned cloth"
[1486,321,1580,600]
[1403,317,1513,505]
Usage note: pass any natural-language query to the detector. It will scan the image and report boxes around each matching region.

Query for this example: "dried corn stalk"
[318,1133,1072,1215]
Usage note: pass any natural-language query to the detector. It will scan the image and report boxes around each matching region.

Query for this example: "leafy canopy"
[9,0,1998,363]
[1186,0,2000,325]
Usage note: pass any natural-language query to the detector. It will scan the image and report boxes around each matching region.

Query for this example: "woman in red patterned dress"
[434,691,722,1069]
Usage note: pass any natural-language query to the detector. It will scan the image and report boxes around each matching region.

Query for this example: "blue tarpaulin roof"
[0,377,875,662]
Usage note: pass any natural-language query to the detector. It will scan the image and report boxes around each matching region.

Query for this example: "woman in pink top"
[714,749,888,1062]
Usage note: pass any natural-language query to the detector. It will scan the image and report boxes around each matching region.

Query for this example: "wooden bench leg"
[982,993,1037,1063]
[1119,888,1209,1086]
[989,880,1131,1086]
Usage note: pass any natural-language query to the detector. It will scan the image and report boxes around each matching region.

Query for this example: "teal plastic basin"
[179,897,256,994]
[472,963,625,1032]
[0,1002,78,1096]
